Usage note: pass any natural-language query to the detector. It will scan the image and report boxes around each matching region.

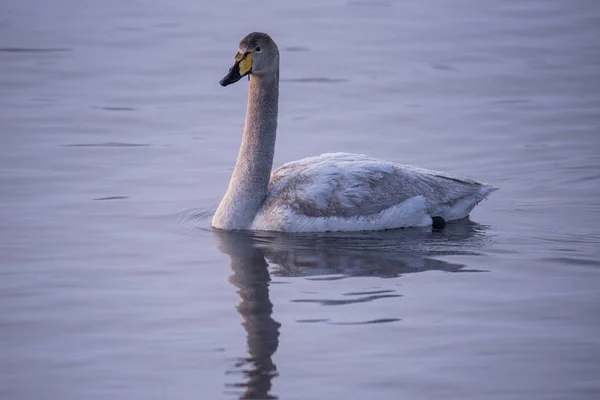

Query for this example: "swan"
[213,32,496,232]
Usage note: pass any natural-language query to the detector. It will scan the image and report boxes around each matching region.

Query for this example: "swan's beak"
[220,52,253,86]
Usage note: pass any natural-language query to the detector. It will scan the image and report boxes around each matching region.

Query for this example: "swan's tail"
[440,183,497,222]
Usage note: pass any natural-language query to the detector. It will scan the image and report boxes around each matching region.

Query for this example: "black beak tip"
[220,74,238,87]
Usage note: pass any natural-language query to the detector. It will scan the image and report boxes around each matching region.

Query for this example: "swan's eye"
[255,46,261,52]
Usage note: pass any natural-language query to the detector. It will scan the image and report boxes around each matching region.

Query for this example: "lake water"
[1,0,599,399]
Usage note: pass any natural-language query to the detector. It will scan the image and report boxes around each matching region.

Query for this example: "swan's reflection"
[218,229,280,400]
[214,220,488,399]
[245,219,487,279]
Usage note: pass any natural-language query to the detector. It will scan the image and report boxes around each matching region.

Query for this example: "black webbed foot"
[431,216,446,230]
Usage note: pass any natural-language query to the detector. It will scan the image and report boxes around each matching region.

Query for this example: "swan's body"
[251,153,494,232]
[213,32,495,232]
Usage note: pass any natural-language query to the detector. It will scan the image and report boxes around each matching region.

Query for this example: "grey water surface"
[1,0,600,399]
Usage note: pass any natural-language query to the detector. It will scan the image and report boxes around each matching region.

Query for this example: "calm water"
[1,0,600,399]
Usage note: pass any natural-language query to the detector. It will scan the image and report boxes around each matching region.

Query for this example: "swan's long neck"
[213,72,279,230]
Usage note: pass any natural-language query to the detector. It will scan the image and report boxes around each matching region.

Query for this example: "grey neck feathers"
[213,72,279,230]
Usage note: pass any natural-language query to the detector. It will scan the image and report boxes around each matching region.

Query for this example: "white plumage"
[251,153,495,232]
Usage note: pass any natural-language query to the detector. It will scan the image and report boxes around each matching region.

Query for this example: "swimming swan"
[213,32,496,232]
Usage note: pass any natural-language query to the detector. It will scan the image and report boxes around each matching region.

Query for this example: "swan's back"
[251,153,495,232]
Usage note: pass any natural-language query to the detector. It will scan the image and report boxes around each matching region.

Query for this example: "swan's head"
[220,32,279,87]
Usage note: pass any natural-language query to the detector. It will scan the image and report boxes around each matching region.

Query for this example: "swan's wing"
[264,153,492,219]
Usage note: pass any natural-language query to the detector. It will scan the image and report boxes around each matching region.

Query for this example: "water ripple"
[281,77,349,84]
[63,142,149,147]
[291,293,401,306]
[0,47,71,53]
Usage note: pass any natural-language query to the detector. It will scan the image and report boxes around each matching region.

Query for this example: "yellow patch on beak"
[220,51,254,86]
[238,52,253,76]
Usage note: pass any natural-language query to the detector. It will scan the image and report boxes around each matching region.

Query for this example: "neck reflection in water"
[214,219,488,399]
[218,230,281,400]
